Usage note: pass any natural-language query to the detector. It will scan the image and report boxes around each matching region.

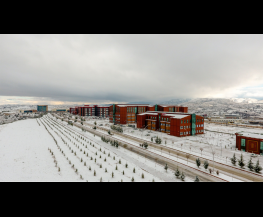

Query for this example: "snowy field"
[78,116,263,175]
[0,116,195,182]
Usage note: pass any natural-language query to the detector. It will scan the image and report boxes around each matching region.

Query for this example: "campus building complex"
[37,105,48,112]
[137,112,204,137]
[70,105,109,118]
[109,104,189,125]
[236,133,263,155]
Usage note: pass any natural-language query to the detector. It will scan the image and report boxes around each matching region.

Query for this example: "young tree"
[194,176,200,182]
[247,158,254,171]
[175,168,180,178]
[230,153,237,166]
[181,172,185,181]
[164,164,168,172]
[203,160,209,170]
[238,154,245,168]
[196,158,201,168]
[254,160,262,173]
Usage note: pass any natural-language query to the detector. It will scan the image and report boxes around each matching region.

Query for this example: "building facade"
[109,104,149,125]
[70,105,109,117]
[236,133,263,155]
[109,104,189,126]
[37,105,48,112]
[137,111,204,137]
[19,110,37,113]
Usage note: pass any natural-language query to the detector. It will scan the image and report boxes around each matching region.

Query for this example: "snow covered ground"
[0,116,195,182]
[80,116,263,176]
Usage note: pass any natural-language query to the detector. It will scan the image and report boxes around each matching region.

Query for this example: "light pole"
[141,125,149,138]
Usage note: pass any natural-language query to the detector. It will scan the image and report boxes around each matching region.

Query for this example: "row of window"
[180,126,191,129]
[180,132,190,135]
[180,119,204,124]
[161,117,170,121]
[127,107,137,113]
[138,107,146,113]
[196,124,204,127]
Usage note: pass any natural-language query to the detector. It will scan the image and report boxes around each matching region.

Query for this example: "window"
[181,120,183,124]
[184,120,186,123]
[261,142,263,155]
[180,133,183,135]
[241,139,246,151]
[180,126,183,129]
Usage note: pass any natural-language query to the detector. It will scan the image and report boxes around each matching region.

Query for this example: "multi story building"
[37,105,48,112]
[236,132,263,155]
[109,104,189,126]
[52,108,69,112]
[137,111,204,137]
[19,110,37,113]
[69,107,79,115]
[70,105,109,118]
[109,104,149,125]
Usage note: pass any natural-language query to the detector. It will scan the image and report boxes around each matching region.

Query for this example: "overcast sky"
[0,34,263,105]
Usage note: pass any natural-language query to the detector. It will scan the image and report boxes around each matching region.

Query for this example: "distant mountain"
[229,98,259,104]
[158,98,192,105]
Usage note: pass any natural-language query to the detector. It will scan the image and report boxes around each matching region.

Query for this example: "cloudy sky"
[0,34,263,105]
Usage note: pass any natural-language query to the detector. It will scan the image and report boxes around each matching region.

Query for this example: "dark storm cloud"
[0,34,263,104]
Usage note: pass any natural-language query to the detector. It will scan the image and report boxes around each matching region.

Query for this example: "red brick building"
[70,105,109,117]
[69,107,79,115]
[137,111,204,137]
[109,104,189,126]
[109,104,149,125]
[236,133,263,155]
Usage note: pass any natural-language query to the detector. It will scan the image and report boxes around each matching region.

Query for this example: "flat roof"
[142,111,193,115]
[118,105,149,107]
[170,114,189,119]
[138,113,158,116]
[237,132,263,140]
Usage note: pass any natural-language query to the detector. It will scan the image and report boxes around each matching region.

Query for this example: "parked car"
[251,154,257,158]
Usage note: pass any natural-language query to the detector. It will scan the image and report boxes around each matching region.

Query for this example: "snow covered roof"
[118,105,148,107]
[138,113,158,116]
[170,114,189,119]
[237,132,263,140]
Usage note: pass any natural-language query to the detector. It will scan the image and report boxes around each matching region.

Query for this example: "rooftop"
[118,104,149,107]
[138,113,158,116]
[237,132,263,140]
